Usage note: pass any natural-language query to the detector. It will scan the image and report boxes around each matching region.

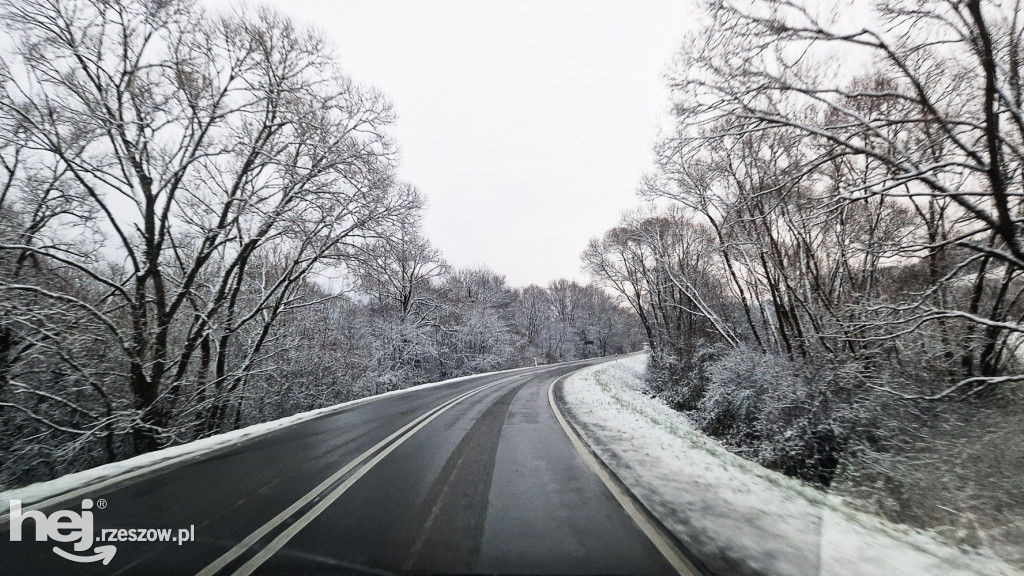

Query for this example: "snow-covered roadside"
[1,363,541,516]
[558,355,1021,576]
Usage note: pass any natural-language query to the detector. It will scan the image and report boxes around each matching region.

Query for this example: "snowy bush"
[690,349,846,486]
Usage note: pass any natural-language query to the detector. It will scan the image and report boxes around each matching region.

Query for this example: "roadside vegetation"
[562,357,1019,576]
[583,0,1024,566]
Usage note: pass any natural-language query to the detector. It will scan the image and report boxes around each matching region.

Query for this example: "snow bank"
[559,355,1021,576]
[1,364,540,515]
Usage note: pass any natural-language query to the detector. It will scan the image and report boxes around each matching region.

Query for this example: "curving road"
[0,359,703,576]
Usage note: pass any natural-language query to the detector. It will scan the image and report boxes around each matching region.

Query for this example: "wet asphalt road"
[0,359,685,576]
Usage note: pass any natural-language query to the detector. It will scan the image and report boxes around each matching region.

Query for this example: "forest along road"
[0,358,702,576]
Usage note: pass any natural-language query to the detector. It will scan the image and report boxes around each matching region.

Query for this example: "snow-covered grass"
[0,363,541,516]
[560,355,1022,576]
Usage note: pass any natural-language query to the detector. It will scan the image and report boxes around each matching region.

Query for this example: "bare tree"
[655,0,1024,395]
[0,0,419,456]
[351,230,446,391]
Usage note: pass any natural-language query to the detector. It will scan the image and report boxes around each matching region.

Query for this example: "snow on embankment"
[558,355,1020,576]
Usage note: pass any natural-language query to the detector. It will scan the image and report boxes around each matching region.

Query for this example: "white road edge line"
[547,371,702,576]
[197,374,518,576]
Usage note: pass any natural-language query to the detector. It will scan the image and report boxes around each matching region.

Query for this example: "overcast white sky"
[204,0,691,287]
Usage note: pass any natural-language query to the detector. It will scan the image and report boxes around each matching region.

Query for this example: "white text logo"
[9,498,116,564]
